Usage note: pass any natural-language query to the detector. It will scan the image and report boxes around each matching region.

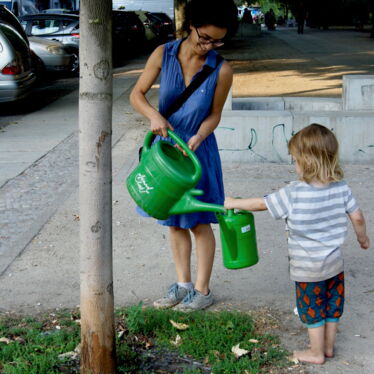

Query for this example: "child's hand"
[358,235,370,249]
[224,197,237,210]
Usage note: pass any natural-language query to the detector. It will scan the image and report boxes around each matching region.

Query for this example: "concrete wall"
[218,75,374,164]
[232,97,342,111]
[343,75,374,111]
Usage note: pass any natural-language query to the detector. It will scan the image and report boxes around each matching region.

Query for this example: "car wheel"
[67,48,79,75]
[31,52,45,82]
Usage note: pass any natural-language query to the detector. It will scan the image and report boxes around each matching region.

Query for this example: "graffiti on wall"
[217,123,290,163]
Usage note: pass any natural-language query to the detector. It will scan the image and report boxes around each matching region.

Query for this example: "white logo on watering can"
[135,173,154,194]
[241,224,251,233]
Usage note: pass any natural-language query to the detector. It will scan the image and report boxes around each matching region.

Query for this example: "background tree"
[174,0,187,39]
[79,0,116,373]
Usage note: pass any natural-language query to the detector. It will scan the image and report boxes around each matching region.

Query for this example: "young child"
[224,123,370,364]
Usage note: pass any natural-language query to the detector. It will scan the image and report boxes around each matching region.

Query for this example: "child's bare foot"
[324,349,334,358]
[293,349,325,364]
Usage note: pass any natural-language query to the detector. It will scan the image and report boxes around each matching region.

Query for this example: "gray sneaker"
[153,283,188,309]
[173,289,214,311]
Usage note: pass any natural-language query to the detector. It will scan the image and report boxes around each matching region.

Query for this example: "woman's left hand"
[187,133,204,152]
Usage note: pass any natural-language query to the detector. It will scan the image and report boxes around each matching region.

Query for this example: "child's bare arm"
[224,197,267,212]
[348,209,370,249]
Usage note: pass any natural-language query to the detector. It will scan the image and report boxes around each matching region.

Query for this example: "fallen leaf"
[231,343,249,358]
[0,337,11,344]
[170,334,182,346]
[169,320,189,330]
[225,320,234,329]
[73,215,80,221]
[248,339,259,343]
[210,350,221,359]
[145,340,153,349]
[288,355,299,364]
[58,351,78,360]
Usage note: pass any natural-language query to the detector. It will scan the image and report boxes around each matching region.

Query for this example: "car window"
[20,20,27,28]
[0,24,28,50]
[28,18,75,35]
[0,24,30,70]
[30,19,61,35]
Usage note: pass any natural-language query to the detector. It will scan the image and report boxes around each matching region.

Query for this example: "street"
[0,26,374,374]
[0,76,79,129]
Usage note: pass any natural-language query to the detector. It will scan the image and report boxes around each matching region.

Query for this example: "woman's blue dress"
[138,38,225,229]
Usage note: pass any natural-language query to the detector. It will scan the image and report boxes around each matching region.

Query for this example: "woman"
[130,0,238,311]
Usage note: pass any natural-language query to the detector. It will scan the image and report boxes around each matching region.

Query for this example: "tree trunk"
[79,0,116,373]
[174,0,188,39]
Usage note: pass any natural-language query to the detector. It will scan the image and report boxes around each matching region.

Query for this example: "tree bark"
[174,0,188,39]
[79,0,116,373]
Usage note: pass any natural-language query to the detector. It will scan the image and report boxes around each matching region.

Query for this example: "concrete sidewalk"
[1,28,374,373]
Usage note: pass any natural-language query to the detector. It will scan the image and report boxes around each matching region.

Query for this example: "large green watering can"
[126,130,259,269]
[127,130,225,220]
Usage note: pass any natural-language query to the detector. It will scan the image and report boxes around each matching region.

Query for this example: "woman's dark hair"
[183,0,238,38]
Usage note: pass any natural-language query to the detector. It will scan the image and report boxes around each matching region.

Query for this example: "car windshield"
[29,18,73,35]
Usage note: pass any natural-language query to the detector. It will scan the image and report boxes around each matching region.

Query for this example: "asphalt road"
[0,75,79,130]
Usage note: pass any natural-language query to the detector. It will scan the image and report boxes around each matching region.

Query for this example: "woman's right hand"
[150,114,174,138]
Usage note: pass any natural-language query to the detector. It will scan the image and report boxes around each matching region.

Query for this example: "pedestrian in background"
[130,0,238,311]
[295,1,307,34]
[225,124,370,364]
[242,8,253,24]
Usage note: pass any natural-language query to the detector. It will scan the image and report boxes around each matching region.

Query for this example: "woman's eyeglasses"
[195,28,224,47]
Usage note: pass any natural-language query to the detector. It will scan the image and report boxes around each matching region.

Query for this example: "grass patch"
[0,305,296,373]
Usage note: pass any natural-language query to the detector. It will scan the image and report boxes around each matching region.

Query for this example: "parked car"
[0,0,37,16]
[0,6,35,102]
[112,10,146,55]
[28,36,76,74]
[135,10,159,43]
[19,13,79,47]
[151,12,174,40]
[20,11,147,64]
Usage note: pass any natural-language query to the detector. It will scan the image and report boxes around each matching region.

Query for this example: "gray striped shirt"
[264,180,359,282]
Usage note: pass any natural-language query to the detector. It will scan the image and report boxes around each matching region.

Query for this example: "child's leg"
[294,325,325,364]
[324,321,338,357]
[324,271,344,357]
[294,280,328,364]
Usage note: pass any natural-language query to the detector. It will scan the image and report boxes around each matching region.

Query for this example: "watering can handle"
[142,130,202,184]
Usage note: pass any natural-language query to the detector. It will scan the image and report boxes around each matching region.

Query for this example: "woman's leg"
[169,226,192,283]
[153,226,192,309]
[190,223,215,295]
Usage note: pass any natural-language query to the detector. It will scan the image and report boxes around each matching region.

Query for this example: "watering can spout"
[169,189,226,215]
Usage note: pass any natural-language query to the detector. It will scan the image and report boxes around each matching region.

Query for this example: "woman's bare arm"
[129,45,173,137]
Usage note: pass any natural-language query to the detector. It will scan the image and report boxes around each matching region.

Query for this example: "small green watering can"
[216,209,259,269]
[126,130,259,269]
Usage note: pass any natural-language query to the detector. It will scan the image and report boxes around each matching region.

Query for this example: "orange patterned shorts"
[295,272,345,328]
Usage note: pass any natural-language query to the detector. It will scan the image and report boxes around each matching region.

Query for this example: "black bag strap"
[163,54,224,119]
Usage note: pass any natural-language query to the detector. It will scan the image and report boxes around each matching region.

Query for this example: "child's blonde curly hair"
[288,124,344,184]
